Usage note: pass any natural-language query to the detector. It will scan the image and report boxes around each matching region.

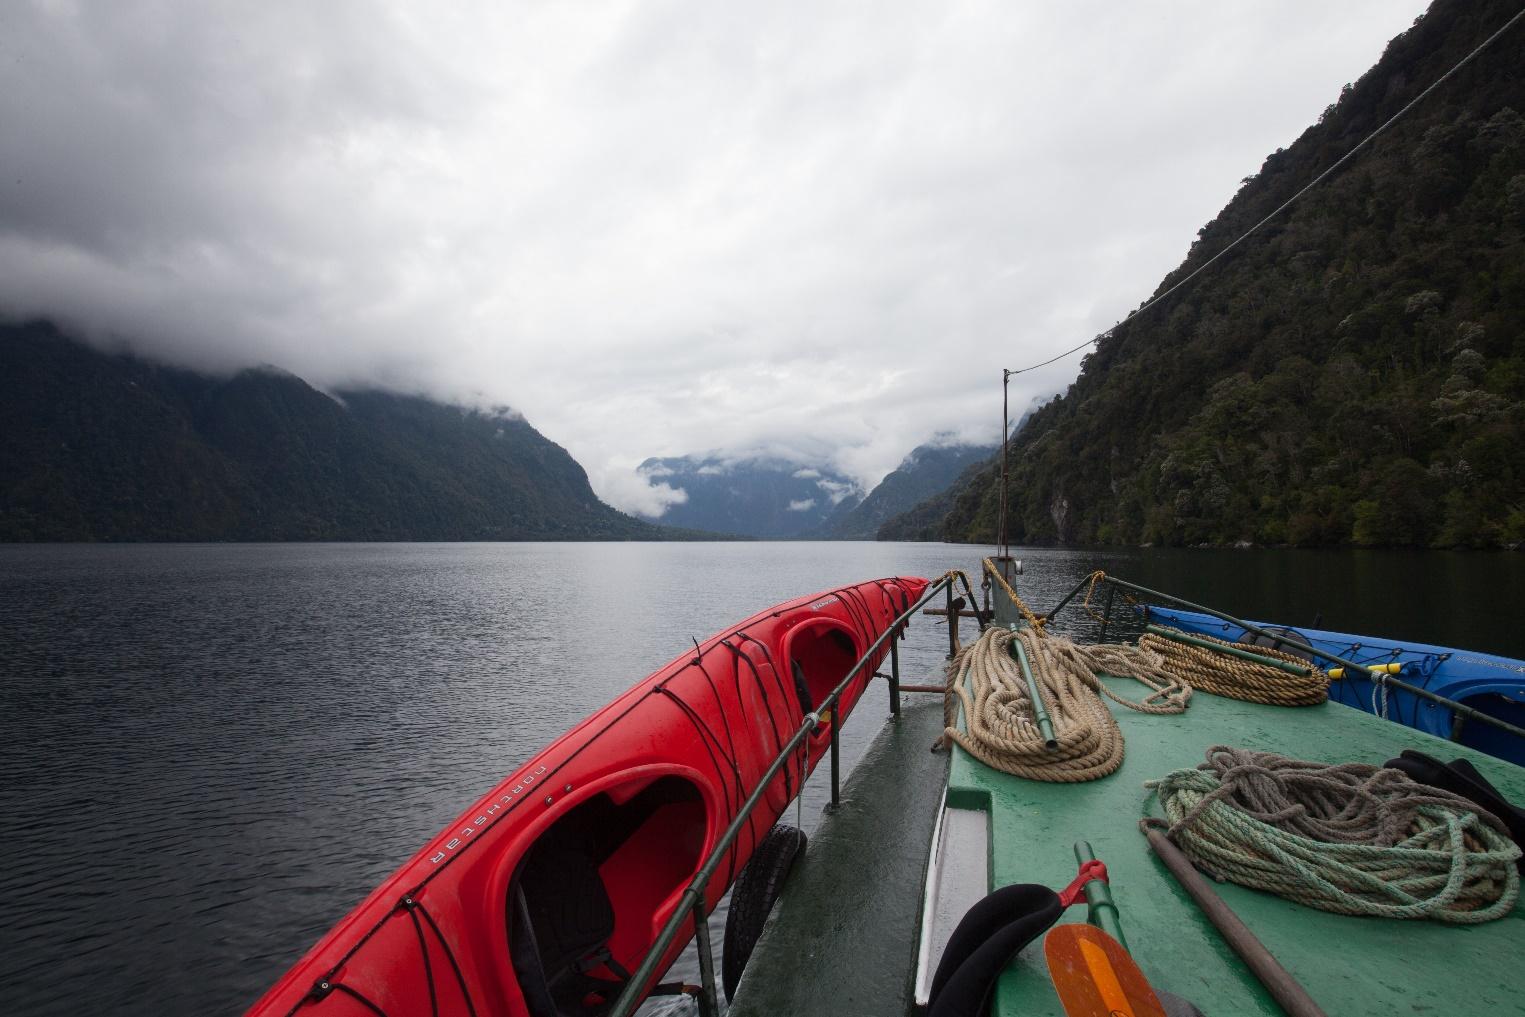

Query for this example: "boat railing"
[1041,571,1525,747]
[609,570,979,1017]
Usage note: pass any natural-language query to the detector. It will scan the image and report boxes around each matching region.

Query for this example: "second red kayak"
[247,574,929,1017]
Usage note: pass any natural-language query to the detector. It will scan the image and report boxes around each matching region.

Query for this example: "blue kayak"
[1138,605,1525,767]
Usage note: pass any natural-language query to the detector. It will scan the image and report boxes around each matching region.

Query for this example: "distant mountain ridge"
[636,452,860,538]
[0,321,687,541]
[821,439,996,539]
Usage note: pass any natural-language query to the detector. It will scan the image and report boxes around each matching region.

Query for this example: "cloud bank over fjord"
[0,0,1422,513]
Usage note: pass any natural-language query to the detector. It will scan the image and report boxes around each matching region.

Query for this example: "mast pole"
[999,368,1010,557]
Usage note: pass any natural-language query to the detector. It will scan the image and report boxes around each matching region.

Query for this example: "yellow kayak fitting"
[1327,662,1403,681]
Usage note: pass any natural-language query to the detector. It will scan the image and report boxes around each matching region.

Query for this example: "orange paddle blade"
[1043,923,1167,1017]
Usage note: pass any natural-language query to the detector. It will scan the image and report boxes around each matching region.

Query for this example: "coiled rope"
[942,626,1191,782]
[1140,627,1329,706]
[1146,746,1521,923]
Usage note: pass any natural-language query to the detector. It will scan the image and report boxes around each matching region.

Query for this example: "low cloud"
[599,468,689,518]
[816,478,859,506]
[787,498,817,512]
[0,1,1421,506]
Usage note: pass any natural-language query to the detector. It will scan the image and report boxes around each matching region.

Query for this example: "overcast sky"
[0,0,1424,514]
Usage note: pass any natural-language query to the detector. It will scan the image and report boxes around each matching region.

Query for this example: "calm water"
[2,542,1521,1016]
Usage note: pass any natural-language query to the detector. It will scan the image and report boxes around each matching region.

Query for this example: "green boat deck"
[728,698,951,1017]
[729,669,1525,1016]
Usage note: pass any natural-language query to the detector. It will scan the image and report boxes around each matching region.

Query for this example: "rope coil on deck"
[1146,746,1521,923]
[1141,627,1330,706]
[942,626,1191,782]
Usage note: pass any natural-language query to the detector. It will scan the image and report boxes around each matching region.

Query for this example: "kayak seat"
[509,822,629,1017]
[790,659,815,715]
[788,624,860,715]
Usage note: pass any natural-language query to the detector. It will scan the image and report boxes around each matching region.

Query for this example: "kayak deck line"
[727,561,1525,1017]
[245,573,953,1017]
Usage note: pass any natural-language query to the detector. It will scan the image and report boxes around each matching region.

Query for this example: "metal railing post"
[828,711,841,809]
[946,585,958,659]
[1098,583,1116,642]
[691,897,718,1017]
[888,636,902,716]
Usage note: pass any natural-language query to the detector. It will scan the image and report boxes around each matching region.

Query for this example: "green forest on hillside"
[0,323,687,541]
[887,0,1525,549]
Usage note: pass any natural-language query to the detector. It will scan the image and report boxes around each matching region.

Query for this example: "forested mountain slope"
[1,322,680,541]
[892,0,1525,548]
[820,440,995,539]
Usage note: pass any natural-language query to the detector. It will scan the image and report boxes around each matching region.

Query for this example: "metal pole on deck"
[946,585,958,660]
[690,897,719,1017]
[889,637,902,716]
[989,556,1024,628]
[1142,825,1328,1017]
[1073,841,1126,950]
[1000,368,1010,557]
[828,710,841,809]
[1011,638,1058,750]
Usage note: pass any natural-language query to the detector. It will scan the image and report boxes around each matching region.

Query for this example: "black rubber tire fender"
[721,823,807,1000]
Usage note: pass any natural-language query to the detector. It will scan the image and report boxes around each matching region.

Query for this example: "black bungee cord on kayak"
[326,983,387,1016]
[285,684,659,1017]
[687,653,767,863]
[404,901,439,1017]
[833,584,879,645]
[735,629,811,728]
[720,638,795,799]
[285,579,919,1015]
[653,683,755,884]
[689,652,748,799]
[409,896,479,1017]
[304,894,480,1017]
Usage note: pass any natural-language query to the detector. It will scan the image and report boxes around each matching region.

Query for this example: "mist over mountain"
[635,452,861,538]
[820,439,997,540]
[893,0,1525,549]
[876,398,1048,541]
[1,322,689,541]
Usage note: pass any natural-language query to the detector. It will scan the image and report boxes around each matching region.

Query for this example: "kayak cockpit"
[787,620,862,712]
[508,775,706,1017]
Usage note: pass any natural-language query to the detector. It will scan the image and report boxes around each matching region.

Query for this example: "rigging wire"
[1004,4,1525,377]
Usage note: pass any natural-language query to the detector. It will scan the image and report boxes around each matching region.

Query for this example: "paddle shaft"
[1143,827,1328,1017]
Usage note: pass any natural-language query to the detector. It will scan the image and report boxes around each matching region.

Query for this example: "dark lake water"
[2,541,1521,1016]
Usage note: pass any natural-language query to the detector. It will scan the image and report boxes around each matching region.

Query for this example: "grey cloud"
[0,1,1423,512]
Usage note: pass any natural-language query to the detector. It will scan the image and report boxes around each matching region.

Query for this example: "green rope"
[1145,746,1521,924]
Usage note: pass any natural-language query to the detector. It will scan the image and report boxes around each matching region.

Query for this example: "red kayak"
[247,575,928,1017]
